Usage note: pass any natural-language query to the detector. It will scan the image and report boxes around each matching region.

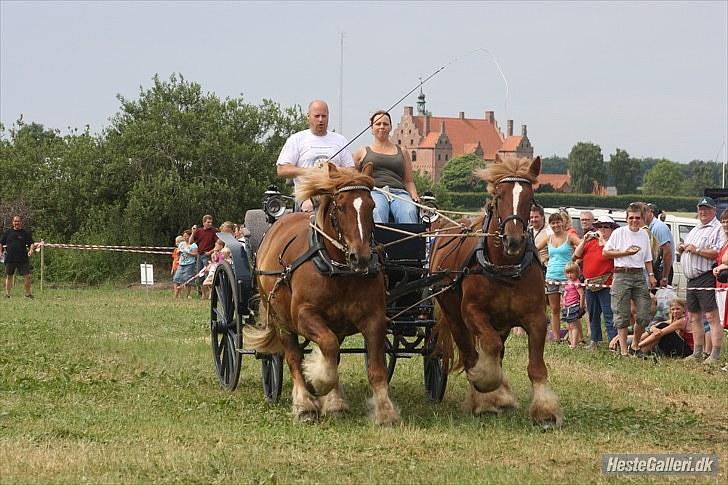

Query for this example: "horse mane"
[475,156,538,195]
[295,164,375,229]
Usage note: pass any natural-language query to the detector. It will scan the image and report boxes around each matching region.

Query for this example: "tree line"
[1,74,306,283]
[415,145,723,199]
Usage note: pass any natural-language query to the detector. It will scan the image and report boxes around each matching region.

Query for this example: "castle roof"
[412,116,504,159]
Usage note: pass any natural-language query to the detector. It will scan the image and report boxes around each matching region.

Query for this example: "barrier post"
[40,240,44,292]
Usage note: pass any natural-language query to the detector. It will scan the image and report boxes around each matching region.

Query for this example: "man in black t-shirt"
[0,215,37,298]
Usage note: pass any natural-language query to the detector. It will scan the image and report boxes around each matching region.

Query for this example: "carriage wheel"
[261,353,284,403]
[364,335,397,383]
[423,355,447,402]
[210,261,242,391]
[423,329,447,402]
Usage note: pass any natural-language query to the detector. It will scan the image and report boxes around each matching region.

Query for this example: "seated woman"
[637,298,693,357]
[353,111,419,224]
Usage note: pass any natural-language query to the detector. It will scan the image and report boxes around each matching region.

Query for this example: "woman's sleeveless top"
[545,237,572,281]
[361,146,406,190]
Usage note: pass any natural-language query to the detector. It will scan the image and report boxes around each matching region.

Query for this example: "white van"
[543,207,697,295]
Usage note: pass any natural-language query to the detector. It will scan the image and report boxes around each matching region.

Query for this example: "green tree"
[683,160,720,196]
[642,160,684,195]
[541,156,568,174]
[567,142,606,193]
[412,170,433,195]
[103,73,306,245]
[609,148,640,194]
[439,154,486,192]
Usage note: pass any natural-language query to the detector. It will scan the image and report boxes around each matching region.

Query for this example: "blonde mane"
[295,164,375,228]
[475,156,538,195]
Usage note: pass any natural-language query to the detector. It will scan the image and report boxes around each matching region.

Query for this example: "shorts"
[5,261,31,276]
[173,264,195,285]
[610,272,651,329]
[686,272,718,314]
[545,281,563,295]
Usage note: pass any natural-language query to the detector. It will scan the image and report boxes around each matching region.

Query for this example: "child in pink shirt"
[562,262,585,349]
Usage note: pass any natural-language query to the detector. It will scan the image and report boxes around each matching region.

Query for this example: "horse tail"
[242,300,285,354]
[432,302,461,374]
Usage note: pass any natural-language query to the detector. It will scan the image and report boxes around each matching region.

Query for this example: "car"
[544,206,697,296]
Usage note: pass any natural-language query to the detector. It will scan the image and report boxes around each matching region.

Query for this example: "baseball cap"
[697,196,716,208]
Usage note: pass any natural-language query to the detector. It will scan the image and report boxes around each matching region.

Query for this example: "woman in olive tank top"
[353,111,419,224]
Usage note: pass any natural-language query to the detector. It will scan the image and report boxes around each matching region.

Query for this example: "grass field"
[1,287,726,483]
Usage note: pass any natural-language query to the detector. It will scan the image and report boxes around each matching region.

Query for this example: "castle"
[390,90,534,182]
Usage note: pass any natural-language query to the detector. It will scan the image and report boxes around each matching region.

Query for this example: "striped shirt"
[680,217,725,279]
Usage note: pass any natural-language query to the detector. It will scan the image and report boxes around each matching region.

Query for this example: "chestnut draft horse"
[430,156,562,426]
[244,163,399,425]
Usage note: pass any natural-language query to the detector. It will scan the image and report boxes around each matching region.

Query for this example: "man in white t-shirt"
[603,203,657,356]
[277,99,354,211]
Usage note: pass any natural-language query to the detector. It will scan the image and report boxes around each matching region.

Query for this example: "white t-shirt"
[276,129,354,187]
[605,226,652,268]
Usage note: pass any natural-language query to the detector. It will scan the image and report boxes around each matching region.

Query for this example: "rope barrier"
[545,278,728,292]
[39,242,173,255]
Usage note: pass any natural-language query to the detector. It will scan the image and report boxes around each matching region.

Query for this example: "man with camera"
[574,215,618,350]
[276,100,354,212]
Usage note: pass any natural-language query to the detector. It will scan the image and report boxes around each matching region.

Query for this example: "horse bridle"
[325,184,375,265]
[488,176,535,247]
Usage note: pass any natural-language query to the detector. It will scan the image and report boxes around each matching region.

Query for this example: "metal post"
[339,31,344,134]
[40,240,44,292]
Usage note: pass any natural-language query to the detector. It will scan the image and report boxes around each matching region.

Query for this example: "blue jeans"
[372,188,417,224]
[196,253,211,285]
[585,288,616,343]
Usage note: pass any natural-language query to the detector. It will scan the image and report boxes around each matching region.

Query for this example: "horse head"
[297,162,376,273]
[482,156,541,258]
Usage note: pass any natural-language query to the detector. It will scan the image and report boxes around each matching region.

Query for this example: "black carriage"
[209,187,448,403]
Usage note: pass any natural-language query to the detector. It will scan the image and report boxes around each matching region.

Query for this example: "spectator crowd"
[532,199,727,370]
[170,215,248,300]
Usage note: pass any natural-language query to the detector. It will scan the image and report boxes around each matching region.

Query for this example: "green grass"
[1,287,726,483]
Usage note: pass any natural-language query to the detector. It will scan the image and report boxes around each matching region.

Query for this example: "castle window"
[410,140,413,145]
[411,151,416,161]
[438,154,441,161]
[398,139,401,145]
[408,129,411,134]
[445,154,448,161]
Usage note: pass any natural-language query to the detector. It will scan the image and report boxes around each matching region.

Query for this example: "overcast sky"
[1,1,726,162]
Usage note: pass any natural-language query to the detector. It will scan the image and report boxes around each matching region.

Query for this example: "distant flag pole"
[339,32,344,134]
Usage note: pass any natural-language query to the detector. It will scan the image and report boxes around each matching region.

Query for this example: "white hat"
[595,215,618,228]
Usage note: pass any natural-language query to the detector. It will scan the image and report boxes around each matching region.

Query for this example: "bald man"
[277,99,355,211]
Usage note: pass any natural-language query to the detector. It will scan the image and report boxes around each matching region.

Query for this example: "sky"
[1,1,727,163]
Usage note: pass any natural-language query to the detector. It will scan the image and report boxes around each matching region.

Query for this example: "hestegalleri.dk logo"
[602,453,718,475]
